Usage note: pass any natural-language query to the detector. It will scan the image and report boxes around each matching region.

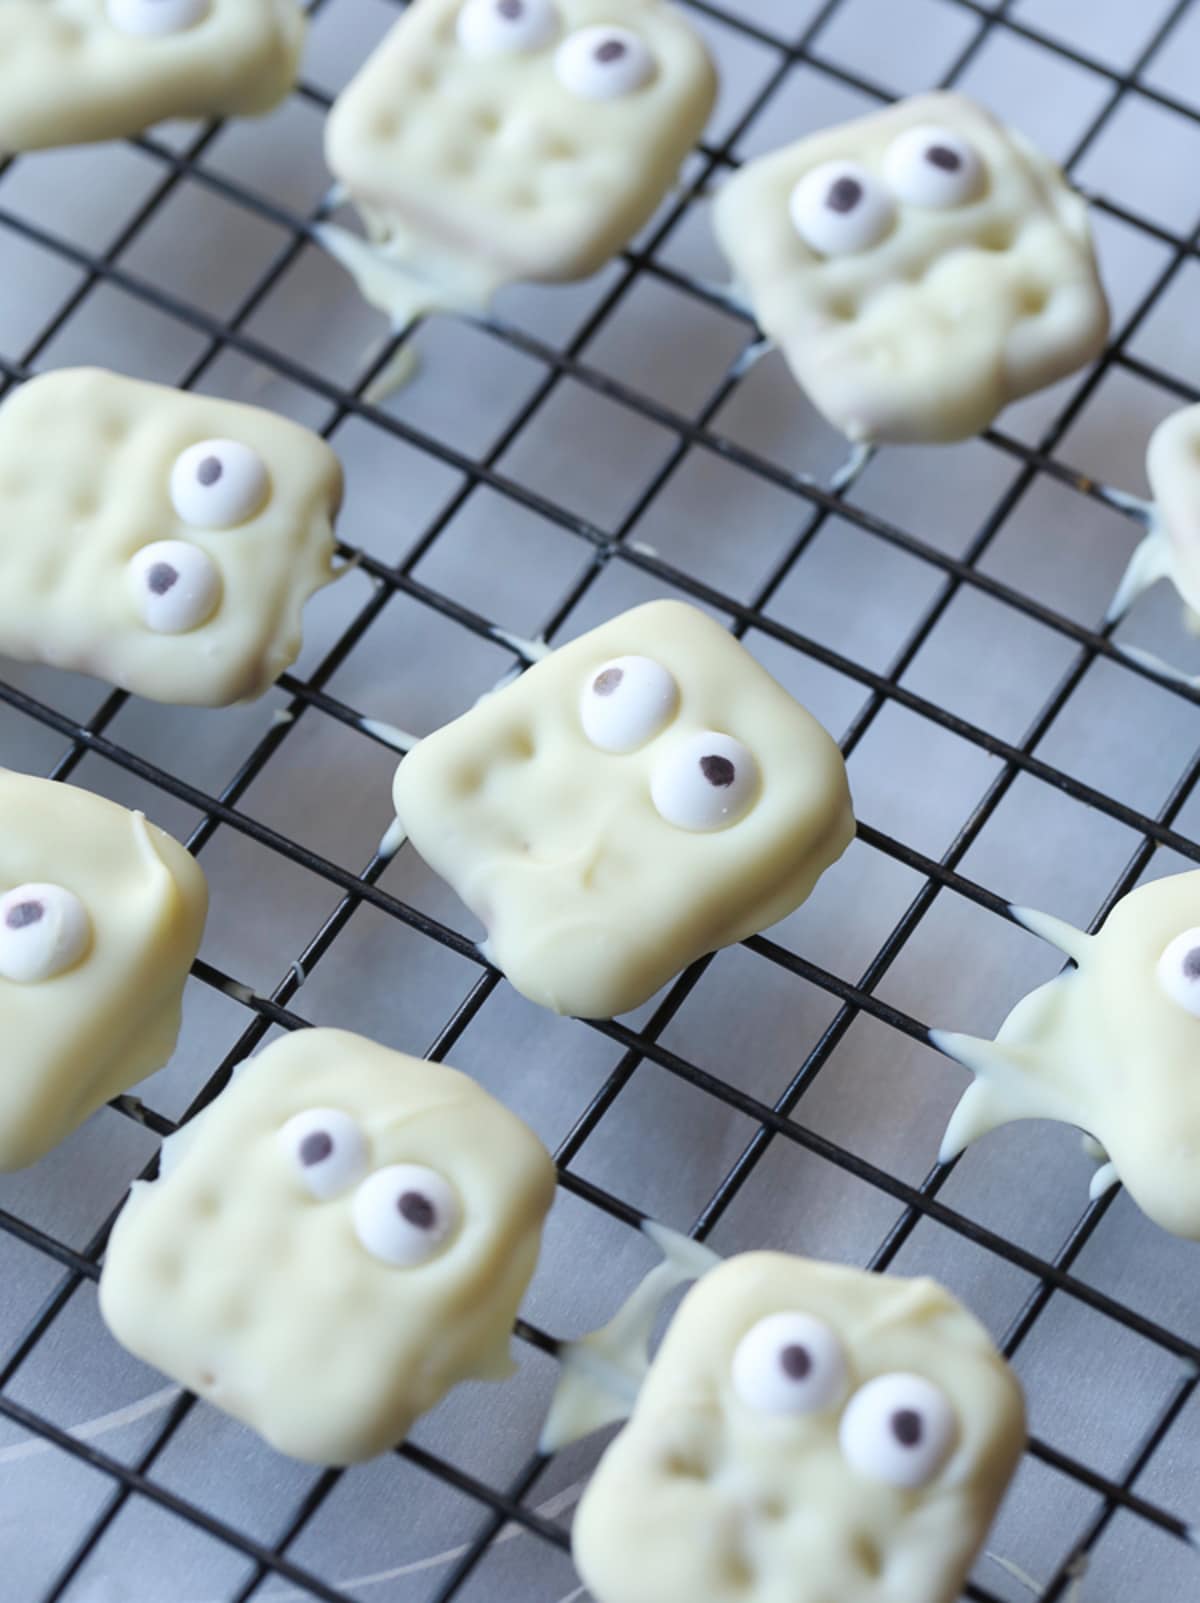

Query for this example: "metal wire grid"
[0,0,1198,1598]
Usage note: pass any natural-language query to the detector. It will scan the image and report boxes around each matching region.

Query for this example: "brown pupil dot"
[1183,947,1200,981]
[5,900,44,930]
[299,1131,333,1166]
[147,563,179,596]
[593,667,624,697]
[780,1343,812,1381]
[398,1190,436,1230]
[196,456,223,487]
[700,754,735,788]
[497,0,523,15]
[892,1408,923,1448]
[926,144,962,172]
[827,176,863,214]
[596,38,628,61]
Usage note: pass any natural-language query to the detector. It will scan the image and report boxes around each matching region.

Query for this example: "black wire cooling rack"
[2,0,1200,1599]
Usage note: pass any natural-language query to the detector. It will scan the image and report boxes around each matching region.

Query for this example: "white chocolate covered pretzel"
[100,1029,557,1464]
[713,92,1109,444]
[936,871,1200,1239]
[1105,403,1200,638]
[0,0,305,153]
[322,0,716,323]
[0,769,207,1170]
[0,369,343,706]
[573,1252,1025,1603]
[393,600,854,1019]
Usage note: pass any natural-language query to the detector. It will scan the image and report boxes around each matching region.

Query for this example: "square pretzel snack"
[573,1253,1026,1603]
[324,0,716,310]
[0,368,343,707]
[713,92,1109,444]
[0,769,207,1170]
[100,1029,557,1464]
[0,0,305,154]
[394,601,855,1019]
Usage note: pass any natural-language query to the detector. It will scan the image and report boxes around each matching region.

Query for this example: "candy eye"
[731,1312,847,1416]
[555,26,656,100]
[790,160,895,257]
[129,541,221,634]
[170,440,269,530]
[0,884,90,985]
[1157,927,1200,1018]
[883,125,984,209]
[106,0,210,36]
[651,732,759,832]
[580,656,679,753]
[458,0,559,54]
[352,1165,461,1267]
[279,1109,369,1201]
[840,1373,958,1489]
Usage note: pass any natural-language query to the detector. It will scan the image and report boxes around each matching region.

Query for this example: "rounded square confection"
[394,600,854,1019]
[99,1029,557,1465]
[573,1252,1026,1603]
[0,0,305,152]
[714,92,1110,444]
[0,369,344,707]
[937,871,1200,1241]
[325,0,716,286]
[0,769,207,1170]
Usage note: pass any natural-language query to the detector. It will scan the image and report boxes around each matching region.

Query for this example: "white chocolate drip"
[358,717,420,753]
[540,1221,719,1452]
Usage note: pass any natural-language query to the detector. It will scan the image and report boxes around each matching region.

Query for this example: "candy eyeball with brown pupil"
[0,883,91,985]
[731,1312,848,1416]
[170,439,270,530]
[458,0,559,56]
[129,540,222,634]
[790,160,895,256]
[106,0,211,36]
[580,655,679,752]
[884,124,984,209]
[279,1109,369,1200]
[839,1373,958,1489]
[1156,927,1200,1018]
[651,731,759,831]
[556,27,656,100]
[352,1164,461,1267]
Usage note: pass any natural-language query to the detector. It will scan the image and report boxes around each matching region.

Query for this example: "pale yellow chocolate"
[573,1252,1026,1603]
[322,0,716,324]
[99,1029,557,1465]
[936,873,1200,1239]
[393,600,854,1019]
[0,369,343,707]
[0,0,305,154]
[0,769,207,1171]
[1107,403,1200,629]
[713,92,1109,444]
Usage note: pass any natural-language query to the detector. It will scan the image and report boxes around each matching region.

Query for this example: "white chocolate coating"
[393,601,854,1019]
[1108,403,1200,629]
[936,873,1200,1239]
[0,769,207,1171]
[0,369,344,707]
[322,0,716,322]
[1148,406,1200,607]
[572,1253,1026,1603]
[713,92,1109,445]
[0,0,305,153]
[99,1029,557,1465]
